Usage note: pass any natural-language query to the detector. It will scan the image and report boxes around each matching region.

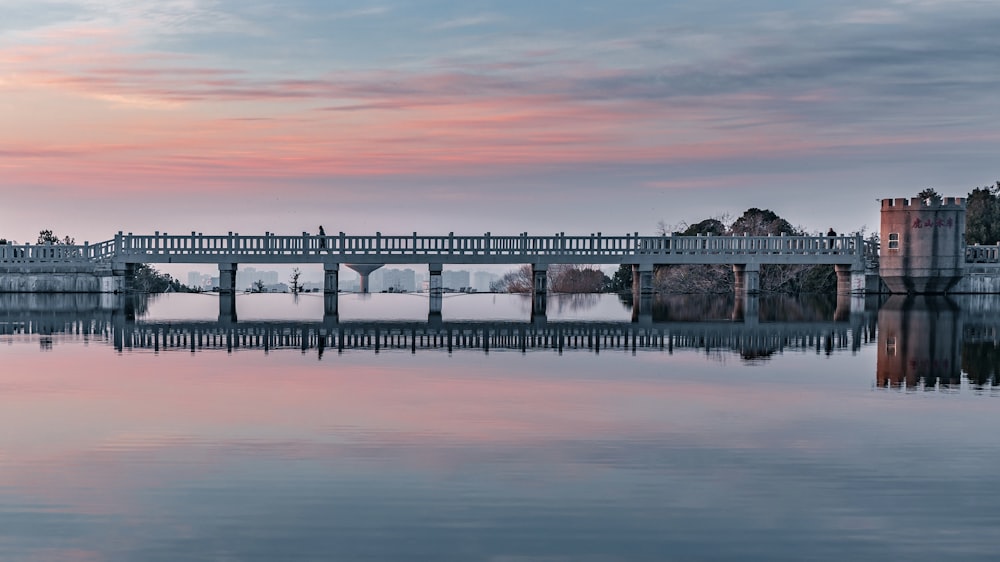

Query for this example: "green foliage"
[730,208,799,236]
[917,188,941,202]
[965,182,1000,245]
[132,264,190,293]
[607,264,633,293]
[653,208,834,294]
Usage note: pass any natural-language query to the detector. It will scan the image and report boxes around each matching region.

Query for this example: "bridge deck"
[1,232,879,267]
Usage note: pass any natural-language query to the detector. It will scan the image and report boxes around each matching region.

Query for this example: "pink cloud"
[3,21,993,197]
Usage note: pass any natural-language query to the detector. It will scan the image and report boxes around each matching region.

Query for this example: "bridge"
[1,230,879,298]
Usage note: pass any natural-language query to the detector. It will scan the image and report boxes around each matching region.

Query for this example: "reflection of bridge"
[109,319,873,357]
[6,294,1000,387]
[0,301,873,357]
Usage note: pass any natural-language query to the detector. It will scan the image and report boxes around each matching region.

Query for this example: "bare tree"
[492,265,533,293]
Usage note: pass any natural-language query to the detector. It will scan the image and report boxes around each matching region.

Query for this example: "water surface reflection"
[3,292,1000,560]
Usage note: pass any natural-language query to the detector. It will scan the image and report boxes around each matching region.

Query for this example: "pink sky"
[3,1,999,244]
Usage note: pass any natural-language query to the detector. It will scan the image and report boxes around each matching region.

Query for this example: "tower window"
[888,233,899,250]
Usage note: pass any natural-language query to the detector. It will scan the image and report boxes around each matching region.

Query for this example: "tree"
[917,188,941,202]
[549,264,607,293]
[289,268,302,294]
[37,229,74,245]
[607,264,633,293]
[492,265,532,293]
[679,218,726,236]
[253,279,265,293]
[966,182,1000,245]
[729,208,799,236]
[132,264,189,293]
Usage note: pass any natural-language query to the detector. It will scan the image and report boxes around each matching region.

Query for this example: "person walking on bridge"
[318,225,327,251]
[827,227,837,251]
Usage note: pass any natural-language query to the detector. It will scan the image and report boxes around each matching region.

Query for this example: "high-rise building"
[473,271,499,292]
[442,270,470,291]
[381,268,416,292]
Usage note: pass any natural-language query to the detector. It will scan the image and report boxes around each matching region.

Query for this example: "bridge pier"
[429,263,443,315]
[112,263,136,293]
[532,264,548,320]
[630,264,655,297]
[835,264,866,295]
[218,293,237,323]
[732,263,760,294]
[346,264,383,293]
[218,262,237,294]
[323,294,338,321]
[324,265,339,294]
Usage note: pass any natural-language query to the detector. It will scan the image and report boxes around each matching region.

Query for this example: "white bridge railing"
[1,232,878,263]
[110,231,866,258]
[0,243,90,263]
[966,245,1000,263]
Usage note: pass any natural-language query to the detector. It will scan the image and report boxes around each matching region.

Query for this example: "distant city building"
[473,271,499,292]
[381,268,416,292]
[237,267,279,290]
[442,270,470,291]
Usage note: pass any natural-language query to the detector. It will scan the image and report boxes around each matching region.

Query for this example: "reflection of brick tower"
[880,197,965,293]
[877,295,962,388]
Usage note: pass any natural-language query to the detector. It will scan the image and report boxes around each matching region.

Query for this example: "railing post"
[485,232,491,256]
[302,231,308,256]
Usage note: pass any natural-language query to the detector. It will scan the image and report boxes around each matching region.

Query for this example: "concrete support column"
[532,264,548,294]
[218,262,237,294]
[346,264,383,294]
[835,264,852,295]
[733,263,760,294]
[324,265,339,294]
[112,263,136,293]
[218,293,237,323]
[429,263,443,316]
[630,264,655,300]
[323,294,338,320]
[532,264,548,320]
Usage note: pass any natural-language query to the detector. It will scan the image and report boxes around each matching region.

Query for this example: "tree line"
[492,181,1000,295]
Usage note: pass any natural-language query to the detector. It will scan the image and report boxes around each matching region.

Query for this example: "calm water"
[2,292,1000,561]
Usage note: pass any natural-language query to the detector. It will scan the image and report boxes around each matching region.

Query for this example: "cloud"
[430,14,502,31]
